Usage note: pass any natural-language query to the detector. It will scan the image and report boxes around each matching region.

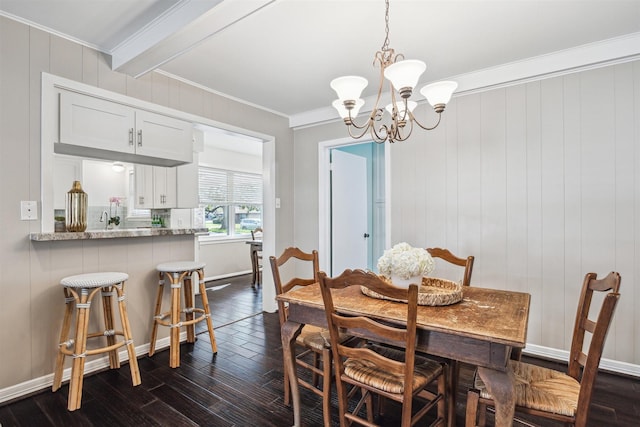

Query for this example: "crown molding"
[290,32,640,129]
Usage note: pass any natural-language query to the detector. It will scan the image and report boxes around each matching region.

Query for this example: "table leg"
[250,247,257,286]
[476,366,516,427]
[281,320,303,427]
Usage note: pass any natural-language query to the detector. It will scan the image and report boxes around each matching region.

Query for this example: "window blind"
[199,167,262,205]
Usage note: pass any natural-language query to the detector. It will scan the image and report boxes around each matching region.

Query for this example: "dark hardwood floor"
[1,274,637,426]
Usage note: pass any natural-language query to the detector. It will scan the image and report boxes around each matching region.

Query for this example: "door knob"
[363,233,370,238]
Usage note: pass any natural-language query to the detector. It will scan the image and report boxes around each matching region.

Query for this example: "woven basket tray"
[361,276,463,306]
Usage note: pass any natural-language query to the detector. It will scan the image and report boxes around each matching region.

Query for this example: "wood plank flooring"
[1,274,637,426]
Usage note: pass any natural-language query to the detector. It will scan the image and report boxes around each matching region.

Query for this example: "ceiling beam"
[112,0,275,78]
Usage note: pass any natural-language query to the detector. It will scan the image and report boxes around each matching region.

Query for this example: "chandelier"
[330,0,457,144]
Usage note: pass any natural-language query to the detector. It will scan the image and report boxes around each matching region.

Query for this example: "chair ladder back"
[427,247,475,287]
[269,247,319,326]
[318,270,423,414]
[567,271,621,426]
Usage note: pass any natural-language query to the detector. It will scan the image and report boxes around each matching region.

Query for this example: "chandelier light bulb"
[420,81,458,109]
[383,59,426,98]
[330,76,368,102]
[333,99,365,119]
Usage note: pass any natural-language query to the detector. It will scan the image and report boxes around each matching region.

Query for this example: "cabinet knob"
[129,128,134,145]
[137,129,142,147]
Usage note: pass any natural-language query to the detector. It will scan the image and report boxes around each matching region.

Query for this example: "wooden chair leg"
[67,288,99,411]
[169,272,182,368]
[148,272,165,357]
[197,269,218,354]
[447,360,459,427]
[115,281,141,386]
[101,286,120,369]
[438,364,447,425]
[321,347,332,427]
[183,274,195,343]
[465,389,480,427]
[53,288,75,392]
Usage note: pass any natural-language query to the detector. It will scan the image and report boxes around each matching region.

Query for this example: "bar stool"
[149,261,217,368]
[52,272,141,411]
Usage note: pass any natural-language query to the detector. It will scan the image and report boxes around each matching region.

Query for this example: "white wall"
[0,16,294,397]
[294,59,640,371]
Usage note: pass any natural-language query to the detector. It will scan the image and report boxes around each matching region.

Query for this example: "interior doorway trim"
[318,137,391,275]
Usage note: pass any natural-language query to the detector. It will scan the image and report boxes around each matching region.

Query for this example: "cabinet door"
[134,165,153,209]
[135,110,193,164]
[154,167,177,208]
[59,91,134,154]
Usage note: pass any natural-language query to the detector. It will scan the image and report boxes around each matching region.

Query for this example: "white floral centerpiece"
[377,242,435,288]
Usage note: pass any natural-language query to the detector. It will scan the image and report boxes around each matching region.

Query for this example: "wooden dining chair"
[427,246,475,423]
[465,271,621,427]
[426,247,474,287]
[318,269,447,427]
[270,247,336,427]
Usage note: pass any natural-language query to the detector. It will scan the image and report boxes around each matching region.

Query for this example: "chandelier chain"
[381,0,390,52]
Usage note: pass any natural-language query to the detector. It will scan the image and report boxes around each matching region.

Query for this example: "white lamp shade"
[420,81,458,106]
[330,76,368,101]
[383,59,426,90]
[332,99,365,119]
[112,161,125,172]
[385,100,417,116]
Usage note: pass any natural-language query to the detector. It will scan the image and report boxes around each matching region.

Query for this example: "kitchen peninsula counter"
[30,228,208,241]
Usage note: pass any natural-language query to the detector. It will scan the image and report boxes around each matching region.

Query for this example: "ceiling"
[2,0,640,127]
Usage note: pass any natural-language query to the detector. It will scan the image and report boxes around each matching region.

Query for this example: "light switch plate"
[21,201,38,220]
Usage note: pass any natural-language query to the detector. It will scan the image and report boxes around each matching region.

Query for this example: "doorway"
[319,139,387,276]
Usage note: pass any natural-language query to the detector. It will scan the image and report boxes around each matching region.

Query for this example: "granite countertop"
[30,228,209,241]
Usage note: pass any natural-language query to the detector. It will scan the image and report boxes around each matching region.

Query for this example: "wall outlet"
[275,197,281,209]
[21,201,38,220]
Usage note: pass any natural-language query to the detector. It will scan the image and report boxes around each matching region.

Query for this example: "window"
[199,166,262,236]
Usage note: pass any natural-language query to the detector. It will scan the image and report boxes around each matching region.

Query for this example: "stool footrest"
[154,309,208,328]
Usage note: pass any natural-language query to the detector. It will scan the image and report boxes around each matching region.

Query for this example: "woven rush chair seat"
[319,269,447,427]
[271,247,341,427]
[474,360,580,417]
[466,271,621,427]
[345,344,444,395]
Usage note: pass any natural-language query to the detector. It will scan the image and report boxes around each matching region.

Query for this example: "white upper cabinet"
[58,90,193,166]
[135,110,193,164]
[134,165,177,209]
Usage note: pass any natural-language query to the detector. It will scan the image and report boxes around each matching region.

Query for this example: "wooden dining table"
[277,282,530,427]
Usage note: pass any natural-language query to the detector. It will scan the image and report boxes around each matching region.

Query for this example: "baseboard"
[0,332,185,405]
[203,270,252,283]
[523,344,640,377]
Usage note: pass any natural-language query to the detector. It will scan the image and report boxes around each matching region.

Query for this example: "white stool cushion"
[60,272,129,288]
[157,261,206,273]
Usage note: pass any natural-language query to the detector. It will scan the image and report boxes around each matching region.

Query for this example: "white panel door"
[331,150,368,275]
